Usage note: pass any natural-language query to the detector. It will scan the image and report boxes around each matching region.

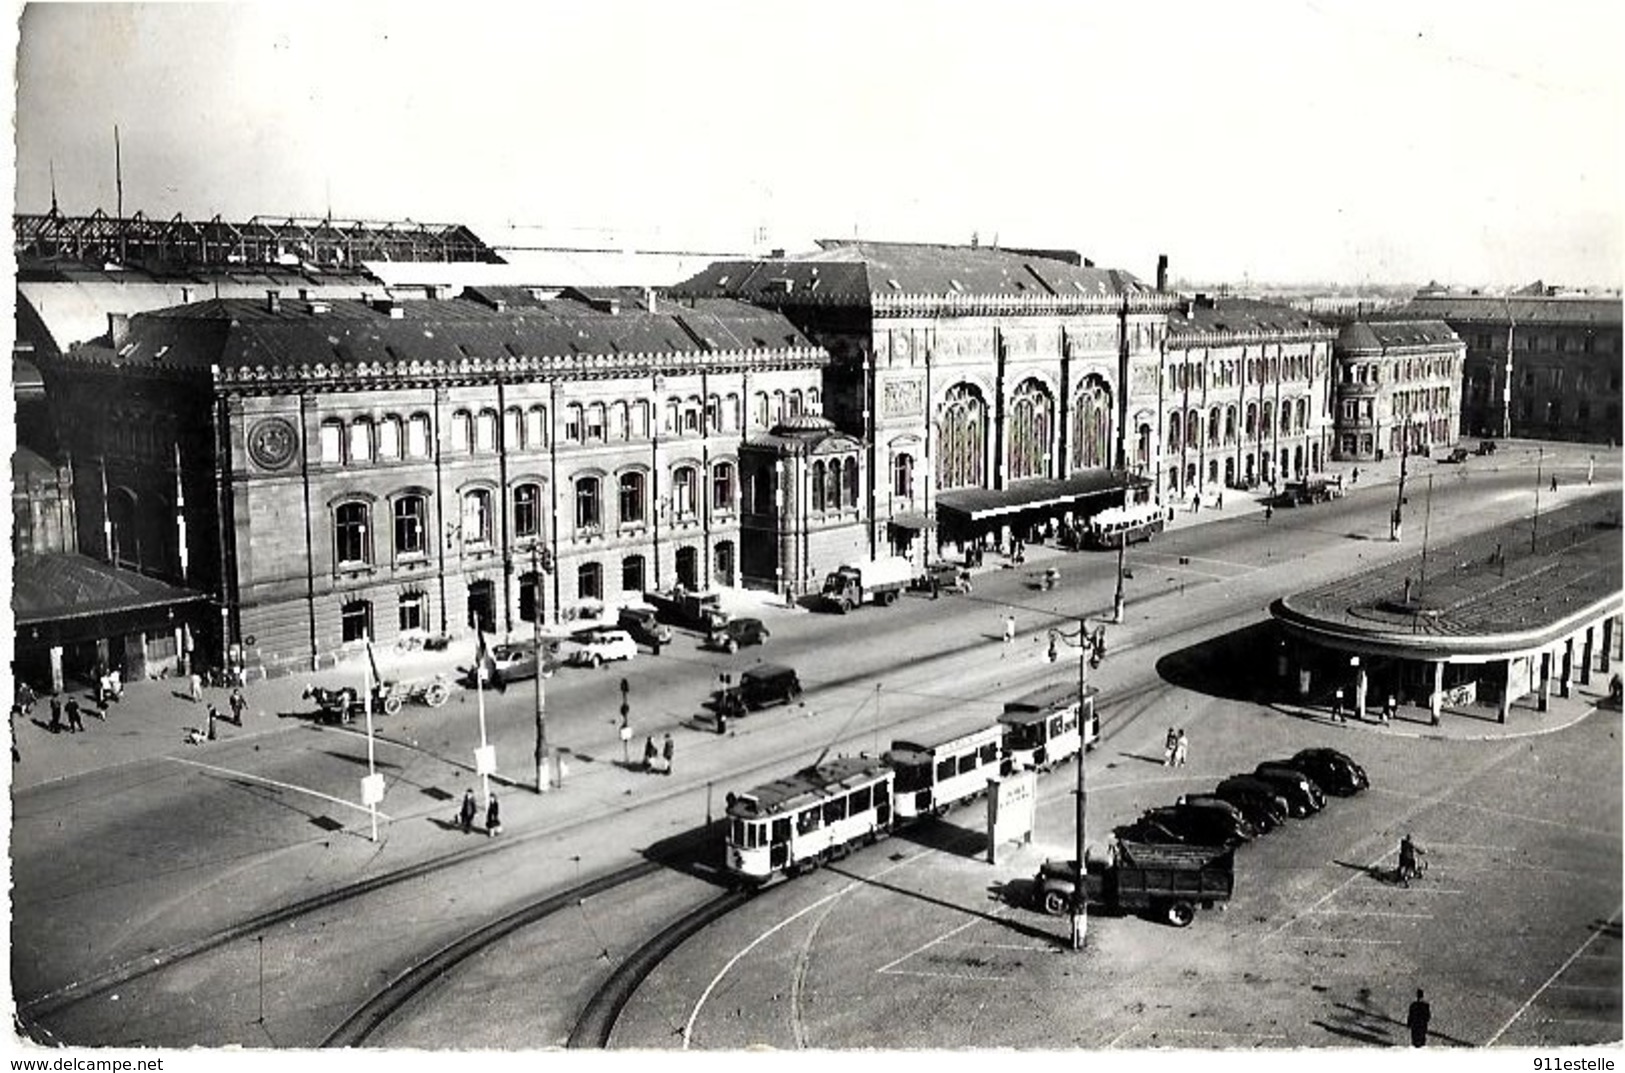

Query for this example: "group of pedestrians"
[458,788,502,836]
[1162,727,1188,767]
[643,733,675,775]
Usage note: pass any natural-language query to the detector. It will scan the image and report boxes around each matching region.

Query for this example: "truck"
[1032,840,1235,927]
[818,556,917,613]
[642,587,729,632]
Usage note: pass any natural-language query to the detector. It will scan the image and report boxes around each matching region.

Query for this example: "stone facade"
[1332,320,1465,463]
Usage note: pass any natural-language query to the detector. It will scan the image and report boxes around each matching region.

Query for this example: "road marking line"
[682,850,928,1050]
[1154,1028,1289,1039]
[877,968,1010,981]
[1546,983,1623,992]
[877,916,984,974]
[1486,906,1623,1046]
[1103,1026,1137,1049]
[1289,935,1404,945]
[1311,908,1433,920]
[165,755,391,819]
[1370,791,1618,841]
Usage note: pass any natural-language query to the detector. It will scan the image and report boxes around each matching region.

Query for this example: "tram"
[724,757,895,882]
[998,682,1100,771]
[1083,502,1165,549]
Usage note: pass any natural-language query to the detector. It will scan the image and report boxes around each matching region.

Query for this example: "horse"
[302,684,359,723]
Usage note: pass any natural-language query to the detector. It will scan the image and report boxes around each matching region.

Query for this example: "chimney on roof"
[266,290,282,314]
[1083,258,1095,268]
[1156,254,1168,292]
[108,312,130,349]
[1183,298,1196,318]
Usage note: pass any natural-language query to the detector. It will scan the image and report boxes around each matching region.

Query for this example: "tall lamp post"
[1048,619,1105,950]
[531,542,554,793]
[1390,433,1409,541]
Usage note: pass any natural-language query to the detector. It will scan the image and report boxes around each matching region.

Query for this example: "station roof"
[1165,297,1331,339]
[1397,295,1623,328]
[13,553,210,626]
[937,471,1151,522]
[1272,495,1624,659]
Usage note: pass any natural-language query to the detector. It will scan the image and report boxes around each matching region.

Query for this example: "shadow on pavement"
[826,864,1060,946]
[636,819,733,889]
[1312,1019,1393,1046]
[1155,619,1282,703]
[893,817,988,859]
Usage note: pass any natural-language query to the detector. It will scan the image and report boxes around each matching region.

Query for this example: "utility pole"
[1112,535,1127,624]
[1532,446,1544,553]
[1050,619,1105,950]
[532,542,552,793]
[1390,434,1409,542]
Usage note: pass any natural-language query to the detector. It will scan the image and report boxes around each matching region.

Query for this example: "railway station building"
[1271,496,1624,724]
[33,288,830,678]
[1330,319,1465,463]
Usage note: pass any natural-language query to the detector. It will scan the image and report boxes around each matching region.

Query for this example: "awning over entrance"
[13,553,210,627]
[886,510,933,530]
[936,470,1150,524]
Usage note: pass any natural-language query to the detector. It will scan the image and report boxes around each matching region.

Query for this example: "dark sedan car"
[707,617,770,653]
[1134,804,1255,847]
[1216,775,1295,820]
[1192,788,1282,833]
[1252,764,1327,815]
[1286,748,1369,795]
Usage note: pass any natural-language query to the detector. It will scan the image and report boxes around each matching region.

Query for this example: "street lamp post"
[1049,619,1105,950]
[1112,535,1127,624]
[531,542,552,793]
[1391,436,1409,541]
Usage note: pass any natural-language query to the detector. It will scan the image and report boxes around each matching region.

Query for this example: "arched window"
[1072,377,1112,470]
[1261,402,1274,437]
[513,483,542,540]
[621,555,646,594]
[1008,378,1053,480]
[618,471,645,525]
[1187,410,1201,450]
[393,494,427,558]
[1208,407,1222,447]
[673,465,698,519]
[1279,404,1292,434]
[724,393,741,431]
[378,416,401,460]
[712,462,735,512]
[632,401,649,439]
[1136,423,1152,467]
[525,406,548,448]
[450,411,472,453]
[407,413,432,458]
[350,419,373,463]
[772,391,787,424]
[811,461,826,509]
[566,404,584,442]
[1245,403,1258,439]
[578,562,603,602]
[335,502,371,566]
[320,420,345,464]
[893,453,914,498]
[504,407,522,450]
[808,387,821,412]
[575,476,602,531]
[586,403,606,442]
[475,410,498,452]
[1167,411,1182,453]
[937,383,987,491]
[612,401,629,440]
[462,489,494,545]
[788,390,804,418]
[754,392,770,427]
[843,457,859,506]
[1296,398,1308,430]
[1224,406,1237,443]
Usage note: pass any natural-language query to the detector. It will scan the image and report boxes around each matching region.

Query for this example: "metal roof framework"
[15,209,503,268]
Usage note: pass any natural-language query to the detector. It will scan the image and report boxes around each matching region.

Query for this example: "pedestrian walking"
[1216,491,1224,510]
[229,688,247,725]
[48,693,63,733]
[459,789,477,834]
[1383,694,1396,725]
[1174,728,1188,767]
[1264,504,1274,523]
[485,793,502,836]
[1333,687,1345,722]
[1587,455,1595,486]
[1551,474,1559,493]
[1003,615,1017,645]
[1351,467,1360,485]
[16,681,36,716]
[1407,989,1431,1047]
[1163,727,1178,766]
[661,733,674,777]
[206,704,219,741]
[65,697,84,733]
[188,672,204,703]
[108,669,122,702]
[643,734,659,773]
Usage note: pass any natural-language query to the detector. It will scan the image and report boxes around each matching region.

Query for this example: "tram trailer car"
[999,682,1100,771]
[724,758,895,883]
[885,718,1008,821]
[1083,502,1166,549]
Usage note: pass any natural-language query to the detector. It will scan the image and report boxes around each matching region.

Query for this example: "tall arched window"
[1208,407,1222,447]
[503,407,522,450]
[811,461,826,510]
[475,410,498,452]
[1187,410,1201,451]
[672,466,697,519]
[1225,406,1237,443]
[526,406,548,448]
[378,416,401,460]
[350,419,373,463]
[1136,423,1152,467]
[320,420,345,464]
[1071,377,1112,469]
[575,476,602,531]
[825,460,842,510]
[937,383,987,491]
[393,494,427,558]
[893,453,914,498]
[712,462,735,511]
[450,411,472,453]
[335,502,371,566]
[462,489,494,545]
[407,413,432,458]
[1261,401,1274,438]
[1245,403,1258,439]
[1167,411,1182,453]
[843,457,859,506]
[1008,378,1053,480]
[513,483,542,539]
[618,471,645,525]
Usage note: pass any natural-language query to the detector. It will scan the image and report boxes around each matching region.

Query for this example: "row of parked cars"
[1117,747,1369,847]
[480,605,777,685]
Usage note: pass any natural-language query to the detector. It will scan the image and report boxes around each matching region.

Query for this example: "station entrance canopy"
[936,470,1150,526]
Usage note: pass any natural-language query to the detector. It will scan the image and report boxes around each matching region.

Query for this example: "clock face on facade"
[248,417,299,470]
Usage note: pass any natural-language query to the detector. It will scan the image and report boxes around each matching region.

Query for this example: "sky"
[9,0,1623,289]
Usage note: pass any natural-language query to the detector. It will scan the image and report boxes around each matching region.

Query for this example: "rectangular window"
[378,420,400,460]
[341,601,372,643]
[349,423,372,463]
[822,797,848,825]
[407,415,430,458]
[398,593,425,632]
[849,785,872,814]
[320,423,343,464]
[394,496,426,557]
[451,413,471,452]
[586,404,605,442]
[621,555,645,593]
[797,807,822,835]
[578,561,603,601]
[475,412,497,452]
[525,407,546,447]
[935,758,955,782]
[514,485,540,539]
[957,753,978,775]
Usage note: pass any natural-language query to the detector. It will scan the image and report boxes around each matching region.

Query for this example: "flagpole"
[476,632,491,808]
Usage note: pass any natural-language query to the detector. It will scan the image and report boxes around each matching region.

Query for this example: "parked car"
[1286,748,1370,795]
[1251,763,1327,815]
[1441,447,1471,464]
[564,627,638,668]
[1477,439,1498,456]
[1214,776,1294,823]
[1133,804,1255,847]
[616,606,674,651]
[715,663,803,716]
[708,616,771,653]
[481,638,562,686]
[1188,789,1282,833]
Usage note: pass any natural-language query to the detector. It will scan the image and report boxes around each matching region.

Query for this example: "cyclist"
[1398,833,1427,886]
